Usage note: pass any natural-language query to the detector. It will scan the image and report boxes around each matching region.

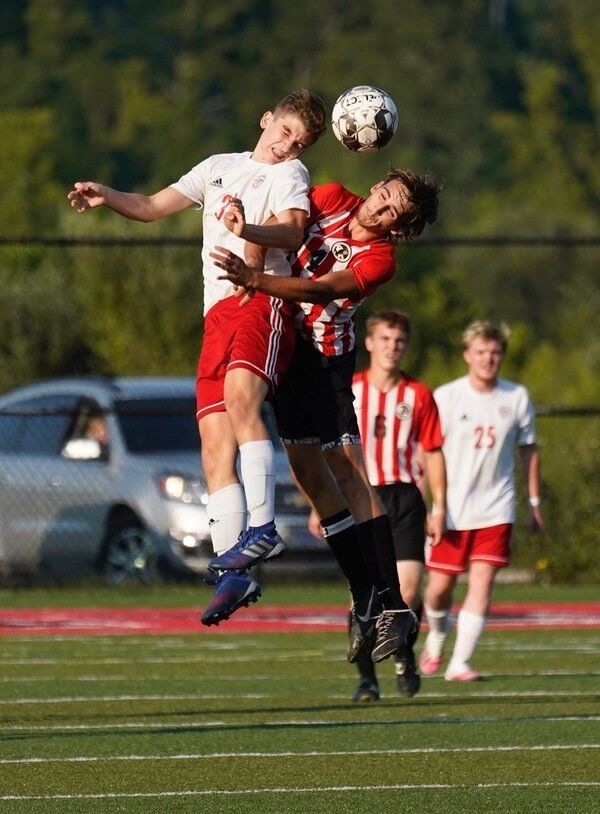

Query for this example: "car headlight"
[157,474,208,505]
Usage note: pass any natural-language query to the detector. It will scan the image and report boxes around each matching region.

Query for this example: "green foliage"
[0,1,598,582]
[516,416,600,584]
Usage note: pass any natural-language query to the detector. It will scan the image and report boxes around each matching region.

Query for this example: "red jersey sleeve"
[308,183,349,223]
[413,383,443,451]
[351,245,396,297]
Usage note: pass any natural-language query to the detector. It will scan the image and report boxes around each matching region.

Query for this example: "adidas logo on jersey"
[210,178,223,187]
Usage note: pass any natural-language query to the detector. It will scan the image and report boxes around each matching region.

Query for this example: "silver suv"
[0,377,331,584]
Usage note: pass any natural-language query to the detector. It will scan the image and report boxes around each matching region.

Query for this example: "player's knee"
[224,393,260,430]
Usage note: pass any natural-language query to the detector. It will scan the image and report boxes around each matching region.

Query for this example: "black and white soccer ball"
[331,85,398,153]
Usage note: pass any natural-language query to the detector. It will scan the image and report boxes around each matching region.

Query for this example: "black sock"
[356,516,407,610]
[348,610,378,685]
[322,510,372,606]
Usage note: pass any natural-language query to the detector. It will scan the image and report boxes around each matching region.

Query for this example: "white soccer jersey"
[171,152,309,314]
[434,376,537,530]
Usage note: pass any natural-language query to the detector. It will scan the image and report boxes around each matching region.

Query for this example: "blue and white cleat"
[208,525,286,572]
[200,570,262,627]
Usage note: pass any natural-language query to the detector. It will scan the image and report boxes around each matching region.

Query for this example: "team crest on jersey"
[331,241,351,262]
[252,174,266,189]
[499,406,512,419]
[395,402,413,420]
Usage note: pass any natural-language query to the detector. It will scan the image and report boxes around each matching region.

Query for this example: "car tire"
[101,518,158,586]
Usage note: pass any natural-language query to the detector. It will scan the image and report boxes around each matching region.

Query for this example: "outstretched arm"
[223,198,306,250]
[211,246,361,304]
[67,182,193,223]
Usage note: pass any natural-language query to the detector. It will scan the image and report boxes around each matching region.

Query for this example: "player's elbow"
[278,224,304,251]
[305,283,337,303]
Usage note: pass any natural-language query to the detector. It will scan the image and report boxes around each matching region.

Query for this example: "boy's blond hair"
[462,320,510,353]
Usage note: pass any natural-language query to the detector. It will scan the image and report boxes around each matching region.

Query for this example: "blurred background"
[0,0,598,585]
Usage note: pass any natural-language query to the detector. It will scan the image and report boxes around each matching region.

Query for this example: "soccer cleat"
[419,648,444,676]
[352,680,380,703]
[395,648,421,697]
[200,570,261,627]
[208,526,286,572]
[371,608,418,664]
[444,666,483,682]
[347,587,382,663]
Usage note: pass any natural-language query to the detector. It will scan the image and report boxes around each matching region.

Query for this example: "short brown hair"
[385,168,441,242]
[462,320,510,352]
[365,309,411,340]
[273,89,327,142]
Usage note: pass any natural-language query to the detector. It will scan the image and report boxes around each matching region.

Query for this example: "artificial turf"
[0,584,598,813]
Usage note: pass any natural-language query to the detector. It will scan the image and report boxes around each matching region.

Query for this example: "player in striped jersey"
[212,169,441,665]
[423,321,544,681]
[348,310,446,700]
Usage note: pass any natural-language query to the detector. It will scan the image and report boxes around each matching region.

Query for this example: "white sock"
[448,609,485,671]
[424,606,451,659]
[239,439,276,528]
[207,483,247,555]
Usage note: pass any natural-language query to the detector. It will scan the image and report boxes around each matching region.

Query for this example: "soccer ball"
[331,85,398,153]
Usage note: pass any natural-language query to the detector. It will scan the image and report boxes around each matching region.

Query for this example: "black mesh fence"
[0,238,598,585]
[0,396,596,586]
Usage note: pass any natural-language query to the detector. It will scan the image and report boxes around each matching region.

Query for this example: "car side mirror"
[62,438,105,461]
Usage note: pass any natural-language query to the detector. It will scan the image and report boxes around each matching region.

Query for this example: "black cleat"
[347,587,382,663]
[371,608,418,664]
[395,647,421,697]
[352,680,380,703]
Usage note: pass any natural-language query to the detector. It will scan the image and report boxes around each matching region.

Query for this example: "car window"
[62,399,109,461]
[7,394,80,457]
[0,415,23,452]
[116,398,199,454]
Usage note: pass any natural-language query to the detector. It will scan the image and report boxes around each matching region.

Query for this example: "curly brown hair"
[384,168,441,242]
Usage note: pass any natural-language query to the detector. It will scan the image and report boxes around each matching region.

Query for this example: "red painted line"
[0,603,599,636]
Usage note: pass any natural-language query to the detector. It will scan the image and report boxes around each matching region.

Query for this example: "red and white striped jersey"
[352,370,443,487]
[291,183,396,356]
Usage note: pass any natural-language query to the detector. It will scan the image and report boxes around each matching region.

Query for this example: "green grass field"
[0,583,598,813]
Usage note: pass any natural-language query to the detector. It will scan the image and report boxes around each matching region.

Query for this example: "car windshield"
[115,397,199,454]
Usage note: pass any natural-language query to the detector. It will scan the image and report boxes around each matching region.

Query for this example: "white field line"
[1,781,599,801]
[0,645,598,666]
[2,669,599,683]
[0,743,598,766]
[2,714,599,734]
[0,693,269,704]
[1,689,599,705]
[0,653,326,665]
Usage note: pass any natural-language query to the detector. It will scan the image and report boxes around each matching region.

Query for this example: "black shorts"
[273,338,360,449]
[375,482,427,562]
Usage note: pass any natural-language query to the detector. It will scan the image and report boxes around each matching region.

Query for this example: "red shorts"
[425,523,513,573]
[196,292,295,420]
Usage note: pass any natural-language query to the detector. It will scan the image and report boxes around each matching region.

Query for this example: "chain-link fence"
[0,239,598,585]
[0,380,334,586]
[0,389,596,586]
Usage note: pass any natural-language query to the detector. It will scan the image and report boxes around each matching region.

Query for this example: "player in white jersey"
[347,310,446,700]
[212,170,442,666]
[67,90,327,625]
[422,320,544,681]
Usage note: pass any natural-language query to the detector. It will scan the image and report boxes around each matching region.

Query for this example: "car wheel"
[102,520,158,586]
